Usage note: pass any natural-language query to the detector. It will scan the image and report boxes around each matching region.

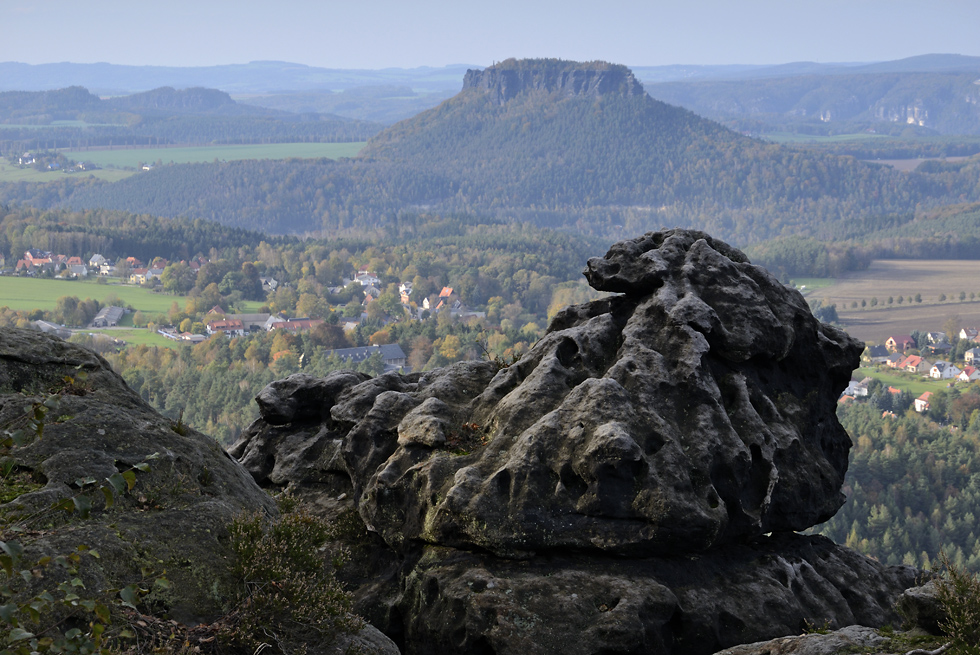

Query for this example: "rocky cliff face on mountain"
[461,58,646,105]
[231,229,922,655]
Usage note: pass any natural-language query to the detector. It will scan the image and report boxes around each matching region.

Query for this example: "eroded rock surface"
[237,229,861,558]
[0,328,278,622]
[231,229,912,655]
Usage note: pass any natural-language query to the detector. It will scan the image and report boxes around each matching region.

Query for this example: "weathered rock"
[231,229,906,655]
[0,328,279,623]
[381,533,916,655]
[462,59,646,106]
[897,580,945,634]
[340,230,860,557]
[710,625,889,655]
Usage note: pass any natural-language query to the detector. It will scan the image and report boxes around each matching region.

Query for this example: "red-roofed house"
[959,366,980,383]
[886,335,916,352]
[206,319,245,337]
[914,391,933,413]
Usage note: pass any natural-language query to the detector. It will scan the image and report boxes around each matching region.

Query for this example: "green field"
[0,277,263,315]
[82,328,181,350]
[0,161,133,183]
[0,121,126,129]
[854,366,951,396]
[63,142,367,169]
[789,277,834,292]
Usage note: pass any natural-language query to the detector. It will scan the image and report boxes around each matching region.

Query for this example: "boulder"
[897,580,945,634]
[0,328,278,623]
[231,229,911,655]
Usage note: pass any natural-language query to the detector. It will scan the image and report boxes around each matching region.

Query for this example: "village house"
[355,270,381,287]
[884,352,906,368]
[225,313,271,333]
[885,335,916,352]
[966,348,980,365]
[915,391,933,413]
[902,355,931,374]
[89,254,107,268]
[843,379,869,397]
[959,328,980,342]
[930,361,961,380]
[399,281,413,305]
[129,268,150,285]
[862,345,890,365]
[958,366,980,383]
[206,319,246,337]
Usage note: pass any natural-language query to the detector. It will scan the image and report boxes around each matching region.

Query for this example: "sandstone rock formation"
[0,328,398,654]
[462,58,645,104]
[232,229,918,654]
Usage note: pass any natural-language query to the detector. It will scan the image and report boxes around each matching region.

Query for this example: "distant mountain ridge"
[647,71,980,135]
[53,58,980,246]
[0,85,382,150]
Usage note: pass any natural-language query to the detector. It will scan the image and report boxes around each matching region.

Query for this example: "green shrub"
[226,501,362,653]
[937,551,980,654]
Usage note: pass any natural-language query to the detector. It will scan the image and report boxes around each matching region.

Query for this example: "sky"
[3,0,979,70]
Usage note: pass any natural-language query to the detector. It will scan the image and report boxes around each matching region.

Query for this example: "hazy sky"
[4,0,978,69]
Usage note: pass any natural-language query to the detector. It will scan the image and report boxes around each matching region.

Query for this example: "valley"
[3,54,980,651]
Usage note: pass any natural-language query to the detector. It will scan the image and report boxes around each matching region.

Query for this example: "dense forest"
[817,391,980,573]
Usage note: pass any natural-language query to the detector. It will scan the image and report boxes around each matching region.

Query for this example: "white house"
[843,380,869,397]
[958,366,980,383]
[930,361,961,380]
[915,392,933,413]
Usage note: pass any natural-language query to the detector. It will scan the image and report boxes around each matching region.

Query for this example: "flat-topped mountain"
[462,58,645,104]
[29,58,980,244]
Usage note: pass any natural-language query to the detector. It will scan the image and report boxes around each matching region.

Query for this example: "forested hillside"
[0,86,381,152]
[648,71,980,135]
[817,397,980,572]
[13,59,969,247]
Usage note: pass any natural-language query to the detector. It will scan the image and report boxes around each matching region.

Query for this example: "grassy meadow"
[0,276,264,315]
[806,260,980,343]
[63,142,367,169]
[763,132,891,145]
[853,366,950,397]
[0,161,133,183]
[82,328,182,350]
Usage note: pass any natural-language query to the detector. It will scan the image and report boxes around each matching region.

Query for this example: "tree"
[161,262,196,295]
[945,316,961,344]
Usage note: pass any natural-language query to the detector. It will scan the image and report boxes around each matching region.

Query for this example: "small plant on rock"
[226,499,363,654]
[936,551,980,655]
